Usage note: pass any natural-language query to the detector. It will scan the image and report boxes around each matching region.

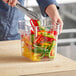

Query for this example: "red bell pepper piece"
[47,31,51,34]
[21,34,24,38]
[54,31,57,35]
[50,50,54,56]
[47,30,58,36]
[31,19,39,26]
[35,34,43,44]
[30,19,35,31]
[43,36,56,42]
[32,46,34,50]
[30,19,40,31]
[31,30,34,34]
[47,30,53,34]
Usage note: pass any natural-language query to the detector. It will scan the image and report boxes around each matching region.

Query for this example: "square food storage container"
[18,18,59,61]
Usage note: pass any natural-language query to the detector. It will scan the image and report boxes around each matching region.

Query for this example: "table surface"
[0,40,76,76]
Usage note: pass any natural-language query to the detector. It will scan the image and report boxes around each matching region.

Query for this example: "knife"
[16,2,40,20]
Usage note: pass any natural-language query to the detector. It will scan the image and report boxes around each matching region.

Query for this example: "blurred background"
[24,0,76,61]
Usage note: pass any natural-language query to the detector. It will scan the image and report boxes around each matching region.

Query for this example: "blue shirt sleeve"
[36,0,59,17]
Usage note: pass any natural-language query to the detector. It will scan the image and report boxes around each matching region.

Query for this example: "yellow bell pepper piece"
[22,36,32,45]
[22,44,40,61]
[41,43,50,46]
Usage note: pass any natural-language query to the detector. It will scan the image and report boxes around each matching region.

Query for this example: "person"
[1,0,63,41]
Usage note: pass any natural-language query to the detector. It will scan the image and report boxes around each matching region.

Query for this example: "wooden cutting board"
[0,40,76,76]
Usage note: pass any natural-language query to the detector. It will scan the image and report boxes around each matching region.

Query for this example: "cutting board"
[0,40,76,76]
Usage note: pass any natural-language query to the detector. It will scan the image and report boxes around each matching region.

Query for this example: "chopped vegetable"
[21,19,58,61]
[31,30,34,34]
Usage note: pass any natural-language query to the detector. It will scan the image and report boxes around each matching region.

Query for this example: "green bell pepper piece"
[31,34,34,43]
[50,41,56,52]
[39,53,45,59]
[43,34,55,39]
[32,45,49,53]
[37,20,46,31]
[48,40,56,59]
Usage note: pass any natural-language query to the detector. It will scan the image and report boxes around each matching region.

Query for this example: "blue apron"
[0,0,24,40]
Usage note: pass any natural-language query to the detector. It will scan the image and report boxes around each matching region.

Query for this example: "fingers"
[57,18,63,33]
[3,0,17,7]
[8,0,13,6]
[3,0,9,3]
[12,0,17,6]
[51,17,63,34]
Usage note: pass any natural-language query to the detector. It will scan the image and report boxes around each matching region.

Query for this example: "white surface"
[24,0,76,7]
[62,29,76,33]
[57,0,76,4]
[58,38,76,43]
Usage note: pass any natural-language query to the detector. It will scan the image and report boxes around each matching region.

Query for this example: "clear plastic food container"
[18,18,59,61]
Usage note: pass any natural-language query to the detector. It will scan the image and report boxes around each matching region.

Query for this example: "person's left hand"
[45,4,63,33]
[3,0,18,7]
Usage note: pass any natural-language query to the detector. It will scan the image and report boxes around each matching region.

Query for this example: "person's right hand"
[3,0,18,7]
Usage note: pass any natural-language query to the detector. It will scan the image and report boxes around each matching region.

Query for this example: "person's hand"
[45,4,63,33]
[3,0,17,7]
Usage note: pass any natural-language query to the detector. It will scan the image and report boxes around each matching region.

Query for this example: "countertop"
[0,40,76,76]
